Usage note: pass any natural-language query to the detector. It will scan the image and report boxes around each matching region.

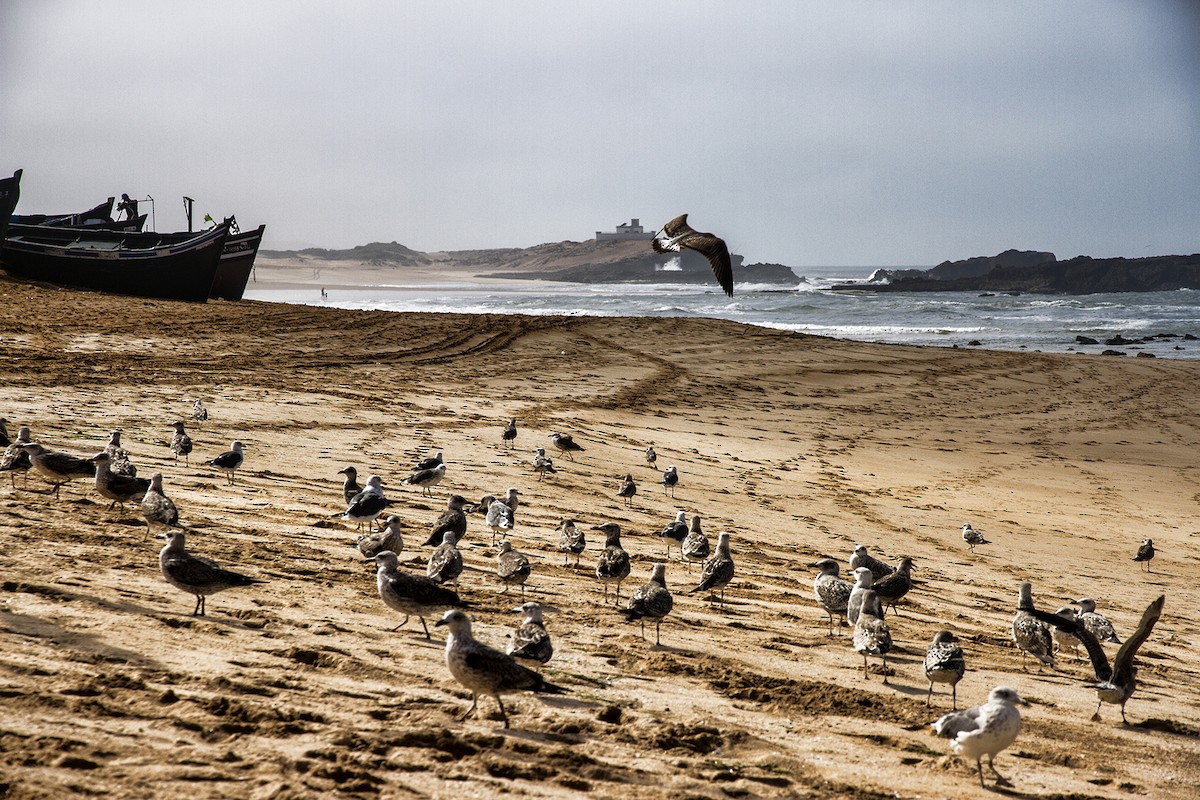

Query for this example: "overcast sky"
[3,1,1197,265]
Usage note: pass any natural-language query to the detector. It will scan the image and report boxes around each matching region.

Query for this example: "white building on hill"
[595,218,655,241]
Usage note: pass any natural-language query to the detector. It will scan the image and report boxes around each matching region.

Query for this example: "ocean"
[244,266,1200,360]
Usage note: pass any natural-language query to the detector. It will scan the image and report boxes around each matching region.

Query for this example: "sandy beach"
[1,274,1199,800]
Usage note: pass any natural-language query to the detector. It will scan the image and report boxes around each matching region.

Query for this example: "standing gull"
[1051,606,1083,660]
[850,545,894,581]
[501,418,517,448]
[506,602,553,665]
[961,523,990,552]
[1029,594,1165,723]
[680,514,710,571]
[367,550,461,639]
[556,518,586,566]
[404,462,447,497]
[846,567,874,626]
[412,450,444,472]
[1012,582,1055,671]
[495,540,532,598]
[428,531,464,587]
[592,522,632,604]
[853,589,893,683]
[206,440,245,485]
[0,425,32,488]
[658,510,688,558]
[21,442,95,498]
[617,473,637,507]
[548,432,584,461]
[532,447,556,481]
[660,465,679,498]
[423,494,469,547]
[933,686,1026,789]
[91,451,151,510]
[169,422,193,466]
[809,558,852,635]
[104,429,137,477]
[483,494,514,545]
[645,444,657,468]
[1071,597,1122,644]
[871,557,914,615]
[435,609,565,729]
[358,515,404,559]
[651,214,734,297]
[1133,538,1155,572]
[621,563,674,645]
[191,398,209,422]
[343,475,390,532]
[140,473,182,540]
[924,630,966,708]
[158,530,263,616]
[337,465,362,506]
[689,531,734,606]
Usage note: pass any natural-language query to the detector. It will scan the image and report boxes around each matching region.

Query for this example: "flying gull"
[91,451,151,510]
[358,514,405,559]
[548,432,584,461]
[435,608,565,729]
[809,558,852,635]
[689,531,734,606]
[852,588,893,683]
[427,531,464,587]
[961,523,990,552]
[1028,594,1165,723]
[343,475,390,531]
[423,494,469,547]
[849,545,894,580]
[651,214,733,297]
[158,530,263,616]
[206,440,245,485]
[140,472,182,540]
[592,522,632,604]
[21,442,95,498]
[506,602,553,665]
[1012,582,1055,671]
[169,422,193,466]
[660,465,679,498]
[1071,597,1122,644]
[924,630,966,709]
[680,514,710,570]
[556,518,586,566]
[495,540,532,598]
[933,686,1026,789]
[403,462,447,497]
[621,563,674,645]
[367,550,461,639]
[1133,538,1155,572]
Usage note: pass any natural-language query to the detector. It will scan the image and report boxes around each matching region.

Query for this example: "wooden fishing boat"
[0,170,22,241]
[0,221,229,303]
[208,223,265,301]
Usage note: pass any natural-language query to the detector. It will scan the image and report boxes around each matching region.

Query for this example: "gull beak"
[434,618,447,628]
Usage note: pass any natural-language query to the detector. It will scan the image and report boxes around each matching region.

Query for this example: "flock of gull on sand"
[0,405,1168,789]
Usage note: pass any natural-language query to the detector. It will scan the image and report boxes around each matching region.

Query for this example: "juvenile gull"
[21,442,96,498]
[343,475,390,531]
[1133,538,1155,572]
[849,545,894,581]
[435,608,565,728]
[645,444,657,468]
[548,432,584,461]
[483,494,514,545]
[846,567,874,626]
[140,472,182,540]
[502,418,517,448]
[158,530,263,616]
[337,466,363,506]
[961,523,990,552]
[872,556,914,615]
[660,465,679,498]
[924,630,966,708]
[532,447,556,481]
[495,540,532,597]
[651,214,734,297]
[169,421,193,466]
[809,558,852,635]
[506,602,553,665]
[658,510,688,558]
[412,450,444,472]
[427,531,464,587]
[1012,582,1055,671]
[1051,606,1083,660]
[556,518,586,566]
[592,522,632,604]
[191,398,209,422]
[852,588,893,683]
[104,429,137,477]
[933,686,1026,789]
[206,440,245,485]
[680,514,710,570]
[1029,594,1165,723]
[502,486,521,519]
[1071,597,1122,644]
[367,550,461,639]
[403,462,447,497]
[358,515,404,559]
[91,451,151,510]
[621,563,674,645]
[0,425,32,488]
[423,494,469,547]
[689,531,734,606]
[617,473,637,507]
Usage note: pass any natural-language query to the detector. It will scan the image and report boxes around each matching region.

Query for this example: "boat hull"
[209,225,265,301]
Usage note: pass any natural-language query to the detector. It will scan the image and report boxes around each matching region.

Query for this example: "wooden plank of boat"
[0,221,229,303]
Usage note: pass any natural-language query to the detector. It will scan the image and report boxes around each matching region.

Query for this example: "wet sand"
[1,277,1198,799]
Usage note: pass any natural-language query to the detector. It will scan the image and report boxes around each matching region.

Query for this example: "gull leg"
[496,696,509,729]
[458,694,479,722]
[988,756,1010,786]
[926,682,933,706]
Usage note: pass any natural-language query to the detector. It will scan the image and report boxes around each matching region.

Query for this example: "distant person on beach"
[117,193,138,220]
[321,288,328,299]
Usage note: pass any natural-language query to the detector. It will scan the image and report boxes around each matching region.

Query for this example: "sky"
[2,1,1198,266]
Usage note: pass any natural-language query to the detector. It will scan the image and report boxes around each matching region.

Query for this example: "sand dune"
[1,278,1198,799]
